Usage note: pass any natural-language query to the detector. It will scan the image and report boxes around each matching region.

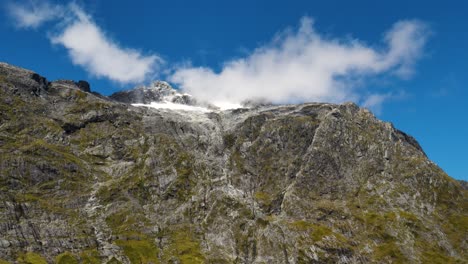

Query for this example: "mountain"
[109,81,218,111]
[0,62,466,263]
[110,81,196,105]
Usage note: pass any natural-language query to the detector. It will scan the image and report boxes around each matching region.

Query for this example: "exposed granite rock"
[0,62,466,263]
[110,81,193,105]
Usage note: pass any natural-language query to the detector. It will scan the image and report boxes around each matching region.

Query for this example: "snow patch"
[213,101,244,110]
[132,101,212,112]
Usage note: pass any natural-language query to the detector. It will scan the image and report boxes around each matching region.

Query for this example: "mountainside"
[0,62,466,264]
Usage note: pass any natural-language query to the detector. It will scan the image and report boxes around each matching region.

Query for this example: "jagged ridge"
[0,62,466,264]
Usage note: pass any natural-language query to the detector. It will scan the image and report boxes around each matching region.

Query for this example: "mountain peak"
[0,62,466,263]
[110,80,195,106]
[148,80,172,90]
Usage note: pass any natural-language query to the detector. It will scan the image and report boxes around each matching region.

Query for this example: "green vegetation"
[106,258,122,264]
[0,259,11,264]
[289,220,337,242]
[17,252,47,264]
[373,241,406,263]
[441,214,468,253]
[106,209,150,237]
[0,74,6,84]
[420,247,459,264]
[164,152,196,201]
[75,90,87,101]
[413,239,461,263]
[163,226,205,263]
[55,252,78,264]
[353,211,397,240]
[115,239,159,264]
[399,210,424,230]
[80,249,101,264]
[254,191,273,208]
[71,121,114,150]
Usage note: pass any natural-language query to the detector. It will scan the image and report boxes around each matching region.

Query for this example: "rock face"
[0,62,466,263]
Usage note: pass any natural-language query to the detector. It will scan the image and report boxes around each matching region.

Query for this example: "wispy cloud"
[382,20,429,78]
[362,93,391,115]
[7,1,161,84]
[170,17,429,109]
[6,0,64,29]
[6,1,430,111]
[50,4,161,83]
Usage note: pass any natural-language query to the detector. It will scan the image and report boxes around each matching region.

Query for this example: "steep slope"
[0,62,466,263]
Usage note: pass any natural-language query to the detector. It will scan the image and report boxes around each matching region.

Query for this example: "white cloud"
[362,93,390,114]
[7,2,429,109]
[50,4,161,83]
[382,20,429,78]
[170,17,429,109]
[7,0,64,29]
[7,1,161,84]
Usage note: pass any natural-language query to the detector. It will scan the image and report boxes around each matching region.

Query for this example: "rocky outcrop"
[110,80,195,105]
[0,62,466,263]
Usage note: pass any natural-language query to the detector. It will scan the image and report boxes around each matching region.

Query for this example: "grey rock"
[0,62,466,263]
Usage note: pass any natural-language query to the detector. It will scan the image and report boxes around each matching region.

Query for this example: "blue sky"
[0,0,467,180]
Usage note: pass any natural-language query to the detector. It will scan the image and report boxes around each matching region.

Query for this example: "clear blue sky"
[0,0,467,180]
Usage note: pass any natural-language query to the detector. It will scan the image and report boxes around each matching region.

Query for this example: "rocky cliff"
[0,62,466,263]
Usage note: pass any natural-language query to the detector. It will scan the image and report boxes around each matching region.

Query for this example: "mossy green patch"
[289,220,314,231]
[163,226,205,264]
[254,191,273,208]
[17,252,47,264]
[373,241,406,263]
[164,152,196,201]
[441,214,468,254]
[0,74,7,84]
[55,252,78,264]
[106,257,122,264]
[353,211,397,241]
[310,225,333,242]
[0,259,11,264]
[106,209,150,237]
[115,239,159,264]
[75,90,87,101]
[414,237,465,263]
[398,210,424,230]
[288,220,335,242]
[419,245,459,264]
[80,249,101,264]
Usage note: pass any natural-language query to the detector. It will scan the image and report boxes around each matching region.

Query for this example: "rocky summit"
[0,62,466,264]
[110,81,196,106]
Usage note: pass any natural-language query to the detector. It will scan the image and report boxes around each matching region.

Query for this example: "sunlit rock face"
[0,62,466,263]
[110,80,192,105]
[111,81,247,111]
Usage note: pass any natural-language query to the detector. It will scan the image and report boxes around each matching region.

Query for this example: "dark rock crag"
[0,62,466,263]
